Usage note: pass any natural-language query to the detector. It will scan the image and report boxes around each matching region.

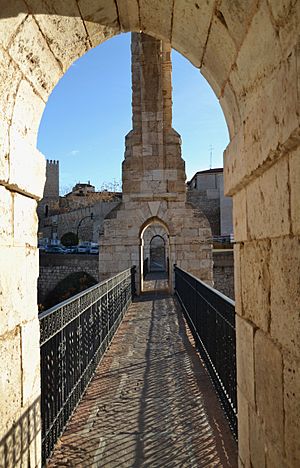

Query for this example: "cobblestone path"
[48,291,237,467]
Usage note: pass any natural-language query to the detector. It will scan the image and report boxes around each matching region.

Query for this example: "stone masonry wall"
[38,253,99,303]
[213,250,234,300]
[0,3,299,467]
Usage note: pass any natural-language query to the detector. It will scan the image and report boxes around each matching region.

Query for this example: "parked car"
[77,244,90,254]
[44,245,67,254]
[89,246,99,254]
[64,245,78,254]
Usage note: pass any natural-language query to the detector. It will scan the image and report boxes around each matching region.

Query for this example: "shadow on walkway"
[48,292,237,467]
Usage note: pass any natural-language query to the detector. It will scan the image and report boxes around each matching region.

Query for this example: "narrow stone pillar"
[99,33,212,291]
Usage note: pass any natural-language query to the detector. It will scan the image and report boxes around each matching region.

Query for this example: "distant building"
[187,168,233,237]
[37,161,121,244]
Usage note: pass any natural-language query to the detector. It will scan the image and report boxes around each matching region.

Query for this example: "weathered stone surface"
[254,331,284,450]
[232,188,247,242]
[0,0,28,49]
[231,2,281,102]
[283,353,300,465]
[249,410,265,468]
[139,0,173,40]
[28,0,89,72]
[13,193,38,246]
[240,240,270,331]
[9,132,46,199]
[116,0,139,32]
[290,146,300,235]
[0,186,13,246]
[236,316,255,406]
[0,246,38,336]
[21,319,40,403]
[237,390,249,466]
[172,0,214,68]
[246,156,290,240]
[0,327,22,439]
[79,0,119,47]
[233,244,242,315]
[220,80,240,138]
[202,14,237,95]
[270,236,300,358]
[10,79,44,147]
[8,15,62,100]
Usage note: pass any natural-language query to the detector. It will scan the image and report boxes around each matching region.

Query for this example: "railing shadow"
[0,397,41,468]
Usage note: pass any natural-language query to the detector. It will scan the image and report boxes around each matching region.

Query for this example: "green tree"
[61,231,79,246]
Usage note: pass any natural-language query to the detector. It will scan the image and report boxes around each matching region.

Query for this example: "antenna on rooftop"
[209,145,214,169]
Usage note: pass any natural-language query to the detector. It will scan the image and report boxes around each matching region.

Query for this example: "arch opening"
[140,219,170,294]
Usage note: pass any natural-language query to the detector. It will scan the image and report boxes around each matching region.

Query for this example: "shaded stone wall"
[38,253,99,303]
[213,250,234,300]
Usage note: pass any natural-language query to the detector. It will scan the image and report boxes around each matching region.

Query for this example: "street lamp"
[76,212,94,242]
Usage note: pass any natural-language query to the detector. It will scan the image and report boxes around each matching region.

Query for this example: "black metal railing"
[39,267,136,464]
[174,265,237,438]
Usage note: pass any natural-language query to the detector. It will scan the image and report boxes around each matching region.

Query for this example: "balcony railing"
[174,265,237,438]
[39,267,136,464]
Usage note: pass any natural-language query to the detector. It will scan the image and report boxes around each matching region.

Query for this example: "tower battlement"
[44,159,59,198]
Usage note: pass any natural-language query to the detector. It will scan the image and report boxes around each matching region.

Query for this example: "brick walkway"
[48,291,237,467]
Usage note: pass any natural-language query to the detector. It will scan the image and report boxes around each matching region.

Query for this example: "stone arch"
[0,3,299,467]
[149,235,167,272]
[41,270,98,311]
[139,217,171,292]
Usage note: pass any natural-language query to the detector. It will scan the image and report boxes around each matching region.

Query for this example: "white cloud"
[69,149,80,156]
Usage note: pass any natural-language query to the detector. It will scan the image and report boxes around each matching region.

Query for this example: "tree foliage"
[61,231,78,246]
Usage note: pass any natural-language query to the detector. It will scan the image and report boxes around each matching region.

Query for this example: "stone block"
[240,240,270,331]
[202,14,237,94]
[283,354,300,465]
[0,48,22,125]
[290,146,300,235]
[236,315,255,406]
[0,186,13,246]
[139,0,173,41]
[21,319,40,404]
[234,244,242,315]
[172,0,213,67]
[0,246,38,335]
[0,121,9,184]
[0,327,22,439]
[232,2,281,101]
[254,330,284,449]
[267,0,300,56]
[0,0,28,49]
[249,409,265,468]
[220,80,240,139]
[78,0,119,46]
[28,0,89,72]
[10,79,44,147]
[269,237,300,358]
[237,389,250,466]
[13,193,38,246]
[232,188,247,242]
[246,157,290,240]
[8,15,62,101]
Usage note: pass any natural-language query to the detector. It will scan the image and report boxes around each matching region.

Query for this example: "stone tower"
[37,159,59,221]
[99,33,212,291]
[44,159,59,198]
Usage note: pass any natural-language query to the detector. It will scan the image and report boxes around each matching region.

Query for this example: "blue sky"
[38,33,229,194]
